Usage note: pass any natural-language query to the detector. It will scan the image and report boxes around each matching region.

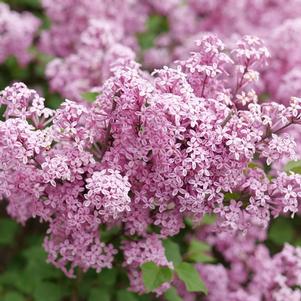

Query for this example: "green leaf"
[23,245,61,280]
[5,57,27,80]
[3,0,41,9]
[88,288,110,301]
[175,263,207,294]
[164,287,182,301]
[269,217,294,245]
[100,225,121,243]
[0,104,7,121]
[33,282,65,301]
[147,15,169,33]
[184,217,194,228]
[137,15,169,50]
[284,160,301,174]
[97,268,117,287]
[45,93,63,109]
[81,92,99,102]
[163,239,182,266]
[0,270,34,294]
[15,271,37,294]
[0,243,62,295]
[0,271,18,286]
[116,290,138,301]
[224,192,241,201]
[186,240,214,263]
[201,214,216,225]
[137,33,156,50]
[248,162,260,169]
[139,296,152,301]
[3,292,25,301]
[258,92,270,102]
[0,218,19,246]
[141,262,173,292]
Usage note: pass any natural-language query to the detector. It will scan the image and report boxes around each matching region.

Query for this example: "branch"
[98,90,121,162]
[220,60,251,128]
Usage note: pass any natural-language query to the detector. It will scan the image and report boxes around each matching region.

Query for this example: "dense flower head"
[26,0,301,109]
[0,3,40,65]
[188,219,301,301]
[44,212,117,277]
[0,82,53,121]
[140,0,301,106]
[1,35,301,295]
[46,19,136,101]
[41,0,301,106]
[85,169,131,219]
[40,0,148,57]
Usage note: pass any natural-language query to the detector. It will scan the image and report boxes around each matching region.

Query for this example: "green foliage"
[163,239,182,266]
[164,287,183,301]
[186,240,215,263]
[284,160,301,174]
[224,192,241,201]
[141,262,173,292]
[33,282,66,301]
[138,15,169,50]
[117,290,139,301]
[201,214,216,225]
[97,268,118,287]
[100,225,121,243]
[162,238,208,295]
[248,162,260,169]
[258,92,270,102]
[2,0,41,10]
[269,217,295,245]
[175,263,207,294]
[0,218,19,246]
[88,288,111,301]
[0,228,69,301]
[3,292,25,301]
[82,92,100,103]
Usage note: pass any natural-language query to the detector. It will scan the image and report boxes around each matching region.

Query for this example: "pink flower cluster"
[0,3,40,65]
[42,0,295,104]
[144,0,301,104]
[184,219,301,301]
[40,0,148,57]
[46,19,136,101]
[85,169,131,219]
[1,36,301,292]
[39,0,301,107]
[40,0,154,101]
[3,0,301,105]
[123,235,173,295]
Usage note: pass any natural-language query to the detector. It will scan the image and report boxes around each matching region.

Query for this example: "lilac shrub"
[1,35,301,298]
